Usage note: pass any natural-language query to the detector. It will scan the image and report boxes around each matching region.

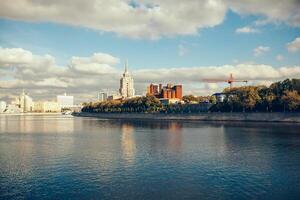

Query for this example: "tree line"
[82,79,300,113]
[82,95,163,113]
[210,78,300,112]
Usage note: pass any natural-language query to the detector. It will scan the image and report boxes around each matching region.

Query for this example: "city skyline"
[0,0,300,102]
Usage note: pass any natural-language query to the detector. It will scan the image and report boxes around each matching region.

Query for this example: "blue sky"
[0,0,300,101]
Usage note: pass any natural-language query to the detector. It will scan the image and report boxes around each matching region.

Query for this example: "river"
[0,114,300,199]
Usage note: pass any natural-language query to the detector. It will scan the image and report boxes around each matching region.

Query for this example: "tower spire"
[125,59,128,73]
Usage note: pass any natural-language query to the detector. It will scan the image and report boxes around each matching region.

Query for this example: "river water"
[0,115,300,200]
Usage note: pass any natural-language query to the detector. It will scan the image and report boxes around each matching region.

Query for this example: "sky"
[0,0,300,103]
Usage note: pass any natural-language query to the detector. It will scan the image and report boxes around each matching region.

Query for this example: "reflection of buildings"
[166,122,183,152]
[121,123,136,163]
[119,61,135,98]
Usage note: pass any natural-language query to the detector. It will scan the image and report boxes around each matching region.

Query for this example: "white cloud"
[0,1,299,39]
[133,63,300,95]
[0,47,34,66]
[235,26,260,34]
[69,53,119,74]
[0,0,227,39]
[287,37,300,53]
[134,64,300,84]
[0,47,300,101]
[228,0,300,27]
[253,46,270,57]
[35,78,70,88]
[276,54,284,61]
[0,47,120,98]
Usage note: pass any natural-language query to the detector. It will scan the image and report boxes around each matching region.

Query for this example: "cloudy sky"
[0,0,300,103]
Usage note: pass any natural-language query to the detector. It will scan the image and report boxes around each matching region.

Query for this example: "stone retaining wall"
[74,112,300,123]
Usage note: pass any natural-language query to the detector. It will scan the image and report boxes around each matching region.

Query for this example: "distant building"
[57,93,74,108]
[98,92,108,102]
[147,83,183,99]
[147,83,162,96]
[119,60,135,98]
[15,90,33,112]
[5,104,21,114]
[213,93,226,103]
[0,101,6,113]
[107,94,122,100]
[33,101,61,113]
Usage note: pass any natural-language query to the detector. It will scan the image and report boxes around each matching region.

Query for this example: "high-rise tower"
[119,60,135,98]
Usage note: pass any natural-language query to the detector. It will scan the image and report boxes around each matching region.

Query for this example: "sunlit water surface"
[0,115,300,200]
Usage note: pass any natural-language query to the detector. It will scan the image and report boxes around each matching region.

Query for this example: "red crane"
[203,73,248,89]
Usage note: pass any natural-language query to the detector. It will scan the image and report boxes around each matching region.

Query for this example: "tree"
[182,95,197,103]
[209,95,217,104]
[281,90,300,111]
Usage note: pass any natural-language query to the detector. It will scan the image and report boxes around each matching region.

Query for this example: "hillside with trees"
[82,79,300,113]
[210,79,300,112]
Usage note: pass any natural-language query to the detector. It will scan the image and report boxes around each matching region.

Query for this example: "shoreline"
[0,113,63,116]
[74,112,300,123]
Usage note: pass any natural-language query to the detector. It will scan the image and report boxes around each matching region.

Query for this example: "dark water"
[0,115,300,200]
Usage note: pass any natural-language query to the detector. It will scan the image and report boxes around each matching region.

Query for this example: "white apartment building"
[0,101,6,113]
[98,92,108,102]
[15,90,34,112]
[119,61,135,98]
[57,93,74,108]
[33,101,61,113]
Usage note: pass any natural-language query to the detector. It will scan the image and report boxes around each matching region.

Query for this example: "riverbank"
[0,113,63,116]
[74,112,300,123]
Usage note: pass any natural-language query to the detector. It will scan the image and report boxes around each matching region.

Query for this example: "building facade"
[0,101,6,113]
[33,101,61,113]
[57,93,74,108]
[213,93,226,103]
[107,94,122,100]
[98,92,108,102]
[119,61,135,98]
[15,90,34,112]
[147,83,183,99]
[147,83,162,96]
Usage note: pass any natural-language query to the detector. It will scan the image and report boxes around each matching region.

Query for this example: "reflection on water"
[121,123,136,164]
[0,115,75,133]
[0,115,300,200]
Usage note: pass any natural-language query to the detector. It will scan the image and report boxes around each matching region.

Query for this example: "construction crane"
[203,73,248,89]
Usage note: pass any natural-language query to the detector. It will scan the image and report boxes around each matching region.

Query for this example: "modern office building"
[98,92,108,102]
[33,101,61,113]
[147,83,183,99]
[57,93,74,108]
[119,60,135,98]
